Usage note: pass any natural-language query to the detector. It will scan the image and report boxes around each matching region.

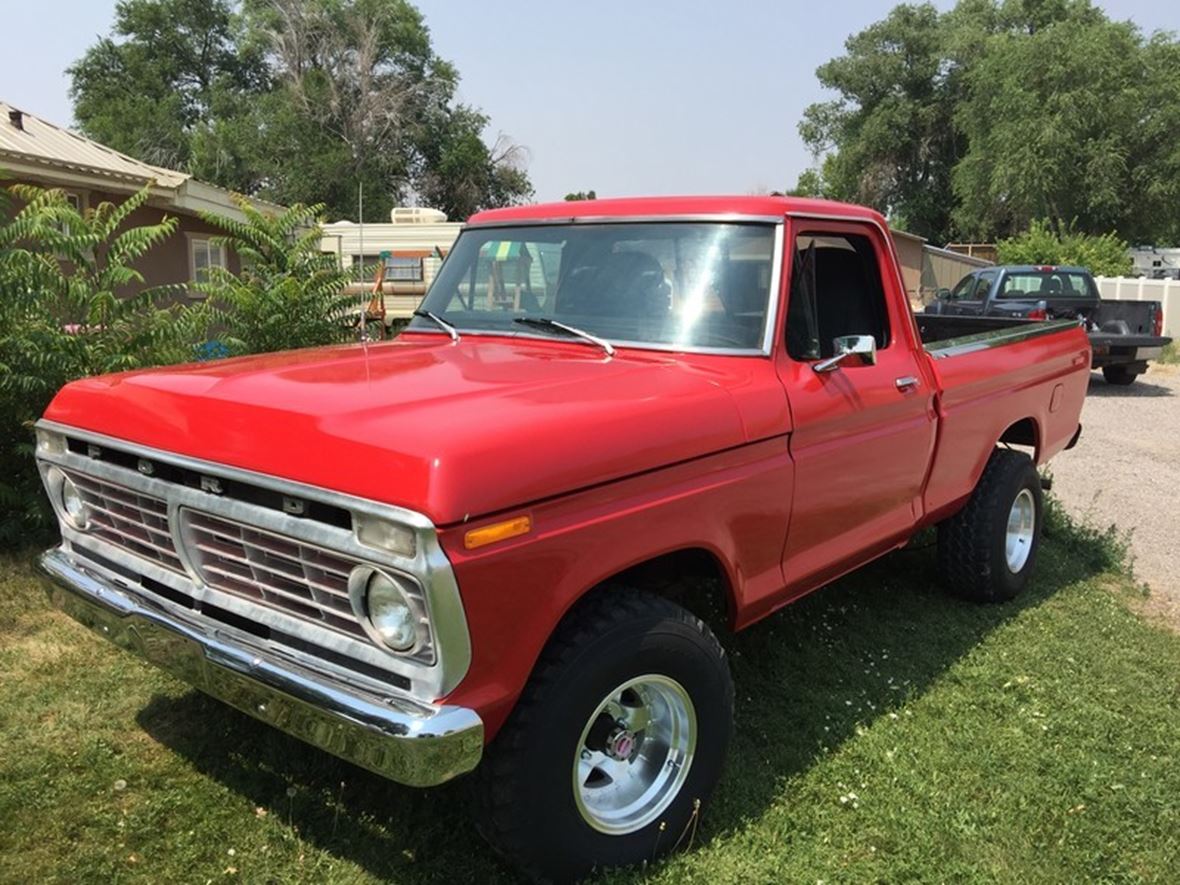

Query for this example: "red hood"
[44,334,789,525]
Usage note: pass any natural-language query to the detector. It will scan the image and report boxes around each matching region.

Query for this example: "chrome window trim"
[35,419,472,700]
[409,221,785,358]
[785,211,923,358]
[462,213,785,229]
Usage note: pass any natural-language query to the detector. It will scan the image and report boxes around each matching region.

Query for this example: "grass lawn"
[1,505,1177,883]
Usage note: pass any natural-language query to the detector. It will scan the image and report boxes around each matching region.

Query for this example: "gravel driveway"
[1048,363,1180,625]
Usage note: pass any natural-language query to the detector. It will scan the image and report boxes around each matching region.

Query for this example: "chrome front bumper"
[39,548,484,787]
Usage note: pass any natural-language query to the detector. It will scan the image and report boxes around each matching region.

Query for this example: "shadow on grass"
[135,503,1123,883]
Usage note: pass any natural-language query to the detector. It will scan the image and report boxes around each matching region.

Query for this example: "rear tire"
[937,449,1043,603]
[473,590,733,882]
[1102,365,1139,386]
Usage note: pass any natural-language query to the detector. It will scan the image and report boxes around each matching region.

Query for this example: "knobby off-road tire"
[1102,365,1139,386]
[937,448,1043,603]
[473,590,734,882]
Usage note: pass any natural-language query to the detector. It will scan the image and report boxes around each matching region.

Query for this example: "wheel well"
[592,548,734,632]
[998,417,1040,460]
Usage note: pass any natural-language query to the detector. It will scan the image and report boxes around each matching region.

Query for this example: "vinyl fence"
[1095,276,1180,336]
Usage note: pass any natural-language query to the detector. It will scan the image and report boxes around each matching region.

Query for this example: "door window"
[972,271,996,298]
[787,233,891,360]
[947,273,978,300]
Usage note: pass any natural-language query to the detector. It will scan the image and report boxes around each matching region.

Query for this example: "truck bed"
[915,314,1081,358]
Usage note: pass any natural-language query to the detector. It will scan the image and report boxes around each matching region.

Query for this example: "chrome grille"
[66,470,184,573]
[37,421,473,699]
[180,509,366,640]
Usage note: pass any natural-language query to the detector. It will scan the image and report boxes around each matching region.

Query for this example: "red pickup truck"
[36,196,1089,880]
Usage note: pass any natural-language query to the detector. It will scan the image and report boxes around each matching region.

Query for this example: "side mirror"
[936,288,951,300]
[813,335,877,374]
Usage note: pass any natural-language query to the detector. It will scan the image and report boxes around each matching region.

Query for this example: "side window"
[973,272,995,298]
[787,232,891,360]
[948,274,977,300]
[190,237,227,286]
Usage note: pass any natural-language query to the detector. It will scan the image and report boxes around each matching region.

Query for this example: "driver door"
[775,220,937,594]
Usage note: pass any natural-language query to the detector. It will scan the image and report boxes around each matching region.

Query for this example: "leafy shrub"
[0,182,214,547]
[199,198,354,354]
[997,220,1132,277]
[1,186,360,549]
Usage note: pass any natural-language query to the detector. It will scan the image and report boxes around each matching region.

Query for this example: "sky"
[1,0,1176,204]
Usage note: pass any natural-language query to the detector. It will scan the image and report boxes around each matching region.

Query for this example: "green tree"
[69,0,266,191]
[787,169,827,198]
[69,0,533,221]
[413,105,533,220]
[800,0,1180,245]
[564,190,597,201]
[799,3,961,242]
[996,220,1132,277]
[198,197,356,354]
[951,9,1145,238]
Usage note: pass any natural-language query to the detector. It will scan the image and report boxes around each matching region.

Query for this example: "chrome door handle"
[895,375,920,391]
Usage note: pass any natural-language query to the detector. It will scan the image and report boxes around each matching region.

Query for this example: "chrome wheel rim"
[572,674,696,835]
[1005,488,1036,573]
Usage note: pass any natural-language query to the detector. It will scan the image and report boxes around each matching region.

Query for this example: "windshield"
[408,222,779,351]
[998,271,1097,298]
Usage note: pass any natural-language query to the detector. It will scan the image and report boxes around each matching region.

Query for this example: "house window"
[59,192,82,237]
[385,256,424,282]
[191,237,227,285]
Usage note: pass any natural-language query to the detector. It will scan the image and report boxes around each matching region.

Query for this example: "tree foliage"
[996,219,1132,277]
[564,190,598,201]
[69,0,266,190]
[0,182,215,546]
[798,0,1180,245]
[798,3,959,241]
[198,197,356,354]
[70,0,532,221]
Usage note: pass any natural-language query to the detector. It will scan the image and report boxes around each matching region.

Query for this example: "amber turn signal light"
[464,515,532,549]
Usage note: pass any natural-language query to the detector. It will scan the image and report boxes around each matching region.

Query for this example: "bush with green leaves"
[996,220,1133,278]
[199,198,355,354]
[0,182,214,547]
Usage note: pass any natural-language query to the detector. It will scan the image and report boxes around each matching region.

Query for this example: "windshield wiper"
[513,316,615,357]
[412,309,459,342]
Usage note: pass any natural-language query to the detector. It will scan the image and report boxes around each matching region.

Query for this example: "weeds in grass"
[1043,491,1130,574]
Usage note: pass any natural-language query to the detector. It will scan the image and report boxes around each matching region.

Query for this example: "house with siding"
[1,101,273,295]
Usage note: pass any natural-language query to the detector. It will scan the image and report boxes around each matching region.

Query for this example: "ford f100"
[36,196,1090,880]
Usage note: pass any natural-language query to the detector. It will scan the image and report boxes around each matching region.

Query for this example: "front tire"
[1102,365,1139,386]
[474,590,733,882]
[937,449,1043,602]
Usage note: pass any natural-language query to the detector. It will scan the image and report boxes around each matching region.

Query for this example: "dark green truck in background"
[925,265,1171,385]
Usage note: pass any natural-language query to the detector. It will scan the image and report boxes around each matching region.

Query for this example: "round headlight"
[58,472,90,530]
[366,572,418,652]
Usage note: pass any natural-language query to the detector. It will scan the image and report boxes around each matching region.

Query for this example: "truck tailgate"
[1088,333,1170,350]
